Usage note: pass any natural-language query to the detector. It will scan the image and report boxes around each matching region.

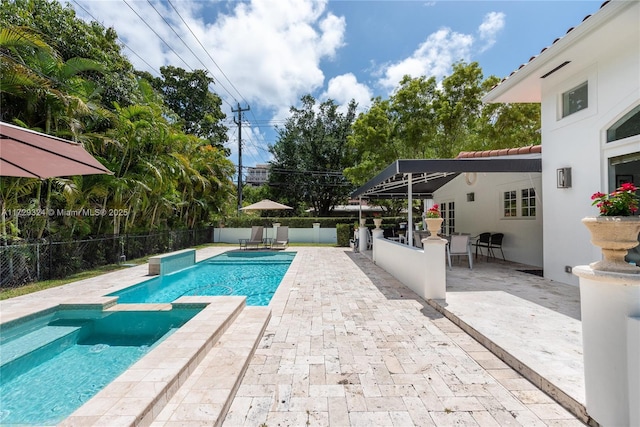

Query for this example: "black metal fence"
[0,228,213,289]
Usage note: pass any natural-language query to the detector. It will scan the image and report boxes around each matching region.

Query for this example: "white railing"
[373,236,446,300]
[213,226,337,245]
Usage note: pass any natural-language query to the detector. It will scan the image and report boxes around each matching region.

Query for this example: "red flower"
[590,184,639,216]
[426,204,441,218]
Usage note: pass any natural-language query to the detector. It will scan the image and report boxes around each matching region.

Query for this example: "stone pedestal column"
[422,238,447,300]
[359,226,368,253]
[573,266,640,427]
[371,228,384,262]
[313,222,320,243]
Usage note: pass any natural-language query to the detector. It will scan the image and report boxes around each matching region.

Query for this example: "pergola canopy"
[351,158,542,199]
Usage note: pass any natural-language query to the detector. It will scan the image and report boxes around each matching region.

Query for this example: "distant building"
[246,164,270,186]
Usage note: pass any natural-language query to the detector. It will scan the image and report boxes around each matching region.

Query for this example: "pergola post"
[407,173,413,246]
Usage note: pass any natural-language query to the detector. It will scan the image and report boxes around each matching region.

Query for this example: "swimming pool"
[110,251,296,305]
[0,305,202,426]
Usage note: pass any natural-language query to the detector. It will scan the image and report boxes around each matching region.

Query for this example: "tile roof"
[489,1,610,91]
[456,144,541,159]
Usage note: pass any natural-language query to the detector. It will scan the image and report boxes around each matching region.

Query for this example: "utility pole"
[232,103,250,215]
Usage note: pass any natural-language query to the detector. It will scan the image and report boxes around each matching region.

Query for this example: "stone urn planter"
[425,218,443,240]
[373,218,383,229]
[359,218,367,227]
[581,216,640,273]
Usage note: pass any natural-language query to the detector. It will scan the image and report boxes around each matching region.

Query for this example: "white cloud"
[378,28,473,91]
[377,11,505,92]
[478,11,505,52]
[322,73,373,113]
[75,0,345,108]
[194,0,345,110]
[74,0,347,165]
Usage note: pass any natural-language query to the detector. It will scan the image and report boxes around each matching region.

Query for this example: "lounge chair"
[239,226,264,250]
[447,234,473,269]
[271,226,289,249]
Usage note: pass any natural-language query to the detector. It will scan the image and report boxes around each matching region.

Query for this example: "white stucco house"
[432,146,543,268]
[482,0,640,285]
[352,1,639,286]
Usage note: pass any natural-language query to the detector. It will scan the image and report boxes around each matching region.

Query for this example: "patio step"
[150,305,271,426]
[61,296,248,427]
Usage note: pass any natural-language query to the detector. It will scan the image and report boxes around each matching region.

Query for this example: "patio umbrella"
[241,199,293,240]
[241,199,293,211]
[0,121,112,178]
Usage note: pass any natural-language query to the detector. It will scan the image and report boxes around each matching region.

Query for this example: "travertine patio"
[223,247,584,426]
[0,246,586,426]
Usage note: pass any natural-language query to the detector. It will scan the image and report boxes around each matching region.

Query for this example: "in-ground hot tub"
[0,302,204,426]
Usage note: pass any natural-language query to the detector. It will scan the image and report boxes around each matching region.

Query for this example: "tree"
[0,24,235,239]
[345,61,540,187]
[141,66,229,152]
[0,0,140,108]
[269,95,357,216]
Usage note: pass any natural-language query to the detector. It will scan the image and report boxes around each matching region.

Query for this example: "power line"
[145,0,238,109]
[122,0,193,71]
[167,0,246,105]
[71,0,158,76]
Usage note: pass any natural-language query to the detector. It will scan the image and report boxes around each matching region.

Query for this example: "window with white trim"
[607,104,640,143]
[503,191,517,217]
[562,81,588,118]
[521,188,536,217]
[502,188,536,219]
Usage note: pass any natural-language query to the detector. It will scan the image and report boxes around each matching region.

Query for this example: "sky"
[70,0,603,172]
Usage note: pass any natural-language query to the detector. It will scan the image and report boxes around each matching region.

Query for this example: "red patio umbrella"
[0,122,112,178]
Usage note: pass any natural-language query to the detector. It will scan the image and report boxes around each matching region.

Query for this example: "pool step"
[61,296,248,427]
[0,324,85,381]
[150,305,271,426]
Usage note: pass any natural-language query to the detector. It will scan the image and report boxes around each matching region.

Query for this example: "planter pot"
[582,216,640,273]
[425,218,443,240]
[360,218,367,227]
[373,218,382,229]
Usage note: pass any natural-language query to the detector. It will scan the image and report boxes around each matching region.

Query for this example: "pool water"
[0,307,202,426]
[110,251,296,305]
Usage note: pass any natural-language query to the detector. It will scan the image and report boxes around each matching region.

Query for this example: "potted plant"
[582,182,640,273]
[425,204,443,240]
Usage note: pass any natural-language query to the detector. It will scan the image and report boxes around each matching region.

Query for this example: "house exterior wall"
[539,5,640,285]
[434,171,543,267]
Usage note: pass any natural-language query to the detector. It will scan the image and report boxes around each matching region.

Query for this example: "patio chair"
[447,234,473,269]
[473,232,492,259]
[271,226,289,250]
[488,233,506,261]
[239,226,264,250]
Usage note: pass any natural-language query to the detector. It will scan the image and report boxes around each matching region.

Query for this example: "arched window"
[607,105,640,143]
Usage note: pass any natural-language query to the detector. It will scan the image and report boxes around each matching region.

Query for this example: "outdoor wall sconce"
[557,167,572,188]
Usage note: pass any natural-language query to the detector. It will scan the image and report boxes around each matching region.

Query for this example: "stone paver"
[0,246,586,426]
[223,247,583,426]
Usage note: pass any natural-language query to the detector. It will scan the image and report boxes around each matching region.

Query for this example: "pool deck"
[0,246,587,426]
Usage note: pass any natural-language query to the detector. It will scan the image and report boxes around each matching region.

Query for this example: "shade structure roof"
[351,157,542,199]
[240,199,293,211]
[0,121,112,179]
